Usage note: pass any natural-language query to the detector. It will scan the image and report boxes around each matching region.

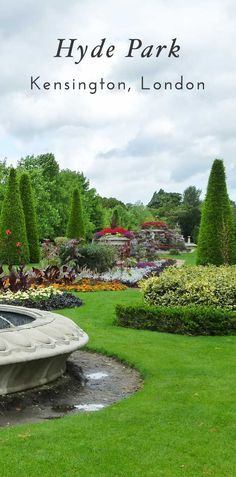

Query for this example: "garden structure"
[0,304,88,394]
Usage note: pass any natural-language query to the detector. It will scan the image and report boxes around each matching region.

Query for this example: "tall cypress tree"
[20,172,40,263]
[197,159,236,265]
[0,168,30,264]
[67,188,85,240]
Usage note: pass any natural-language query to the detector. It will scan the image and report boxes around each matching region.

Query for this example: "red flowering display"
[141,221,168,229]
[16,242,22,248]
[5,229,11,236]
[95,227,134,239]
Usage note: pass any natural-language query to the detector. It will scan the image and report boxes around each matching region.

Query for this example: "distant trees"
[147,186,201,241]
[67,188,85,240]
[197,159,236,265]
[20,172,40,263]
[148,189,182,209]
[0,168,29,264]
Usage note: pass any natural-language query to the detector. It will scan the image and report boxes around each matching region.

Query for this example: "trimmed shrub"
[115,304,236,336]
[54,236,69,247]
[60,240,116,272]
[141,265,236,311]
[77,244,117,272]
[0,168,29,264]
[197,159,236,265]
[67,188,85,240]
[20,172,40,263]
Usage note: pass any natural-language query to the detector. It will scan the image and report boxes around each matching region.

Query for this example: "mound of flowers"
[78,259,176,287]
[0,286,83,310]
[95,227,134,239]
[39,280,127,293]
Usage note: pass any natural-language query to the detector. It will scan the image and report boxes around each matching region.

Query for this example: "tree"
[182,186,201,208]
[177,206,201,241]
[177,186,202,241]
[67,188,85,240]
[0,168,29,264]
[148,189,182,208]
[110,207,120,228]
[197,159,236,265]
[20,172,40,263]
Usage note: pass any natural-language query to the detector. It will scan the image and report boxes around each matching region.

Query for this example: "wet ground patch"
[0,350,142,427]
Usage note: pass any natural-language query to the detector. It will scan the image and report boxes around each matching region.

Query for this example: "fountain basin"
[0,305,88,395]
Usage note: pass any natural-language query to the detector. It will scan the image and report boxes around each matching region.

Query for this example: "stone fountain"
[0,305,88,395]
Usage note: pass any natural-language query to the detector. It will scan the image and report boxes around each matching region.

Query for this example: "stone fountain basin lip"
[0,304,89,365]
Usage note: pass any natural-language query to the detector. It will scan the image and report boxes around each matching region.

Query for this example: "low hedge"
[115,304,236,336]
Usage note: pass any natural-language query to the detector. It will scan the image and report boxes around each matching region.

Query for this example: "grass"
[160,249,197,266]
[0,289,236,476]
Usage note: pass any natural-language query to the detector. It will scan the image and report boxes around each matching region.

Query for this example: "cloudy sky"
[1,0,236,203]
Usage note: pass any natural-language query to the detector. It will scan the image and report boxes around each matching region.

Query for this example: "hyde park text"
[53,38,181,64]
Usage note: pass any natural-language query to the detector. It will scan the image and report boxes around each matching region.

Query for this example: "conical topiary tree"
[20,172,40,263]
[110,208,120,228]
[0,168,30,264]
[66,188,85,240]
[197,159,236,265]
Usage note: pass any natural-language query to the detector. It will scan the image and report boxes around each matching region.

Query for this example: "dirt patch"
[0,351,142,427]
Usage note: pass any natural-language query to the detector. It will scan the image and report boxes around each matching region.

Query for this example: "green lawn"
[0,289,235,477]
[160,249,197,265]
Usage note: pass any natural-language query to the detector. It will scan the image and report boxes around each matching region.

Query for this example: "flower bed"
[39,280,127,292]
[141,221,168,229]
[95,227,134,239]
[0,286,83,310]
[78,259,176,287]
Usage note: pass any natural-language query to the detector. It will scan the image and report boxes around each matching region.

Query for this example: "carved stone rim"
[0,305,89,365]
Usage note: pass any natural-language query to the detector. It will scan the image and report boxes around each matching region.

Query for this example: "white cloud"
[1,0,236,203]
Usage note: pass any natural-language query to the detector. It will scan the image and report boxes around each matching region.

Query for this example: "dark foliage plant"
[0,265,33,292]
[31,265,77,285]
[115,304,236,336]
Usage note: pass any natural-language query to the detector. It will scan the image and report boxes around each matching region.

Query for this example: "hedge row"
[115,304,236,336]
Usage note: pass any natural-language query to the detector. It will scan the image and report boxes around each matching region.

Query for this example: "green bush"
[54,236,69,247]
[115,303,236,336]
[141,265,236,311]
[77,244,116,272]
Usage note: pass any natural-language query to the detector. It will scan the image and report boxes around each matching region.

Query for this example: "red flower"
[16,242,22,248]
[141,221,168,228]
[5,229,11,236]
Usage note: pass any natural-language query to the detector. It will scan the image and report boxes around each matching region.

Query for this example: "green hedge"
[115,304,236,336]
